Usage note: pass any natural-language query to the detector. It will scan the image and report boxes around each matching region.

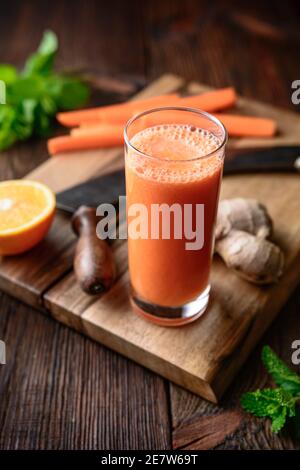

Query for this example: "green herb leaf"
[21,99,37,123]
[241,346,300,437]
[23,30,58,76]
[0,64,18,84]
[271,408,287,433]
[33,103,52,136]
[13,100,36,140]
[0,29,89,151]
[262,346,300,395]
[241,387,296,433]
[241,388,294,417]
[47,75,89,110]
[0,105,18,150]
[7,76,45,104]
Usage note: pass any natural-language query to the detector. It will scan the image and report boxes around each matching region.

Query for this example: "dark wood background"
[0,0,300,450]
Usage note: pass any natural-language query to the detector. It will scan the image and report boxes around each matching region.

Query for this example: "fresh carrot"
[68,88,238,130]
[214,114,277,137]
[178,87,237,113]
[70,123,124,138]
[56,88,237,127]
[48,132,123,155]
[79,120,110,128]
[130,110,276,139]
[49,111,277,155]
[56,93,179,127]
[64,113,276,151]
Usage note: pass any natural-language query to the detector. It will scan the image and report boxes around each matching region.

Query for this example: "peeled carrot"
[56,93,179,127]
[70,88,238,130]
[62,111,277,152]
[56,88,237,127]
[49,111,277,155]
[48,132,123,155]
[71,123,124,138]
[215,114,277,137]
[133,110,276,138]
[79,120,111,128]
[178,87,237,113]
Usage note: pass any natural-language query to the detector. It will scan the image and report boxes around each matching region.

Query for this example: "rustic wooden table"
[0,0,300,450]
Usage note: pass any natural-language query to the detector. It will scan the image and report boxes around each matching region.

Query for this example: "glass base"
[130,285,210,327]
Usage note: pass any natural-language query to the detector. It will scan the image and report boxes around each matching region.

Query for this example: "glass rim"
[124,106,228,163]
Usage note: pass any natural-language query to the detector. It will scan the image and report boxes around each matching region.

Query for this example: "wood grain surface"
[0,0,300,450]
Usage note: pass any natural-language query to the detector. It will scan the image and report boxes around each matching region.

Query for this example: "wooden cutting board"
[0,74,300,403]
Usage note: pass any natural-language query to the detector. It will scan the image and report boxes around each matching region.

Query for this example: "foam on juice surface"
[128,124,223,183]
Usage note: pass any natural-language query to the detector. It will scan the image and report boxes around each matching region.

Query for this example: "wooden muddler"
[71,206,116,295]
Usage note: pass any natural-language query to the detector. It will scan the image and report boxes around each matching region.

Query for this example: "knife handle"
[71,206,116,295]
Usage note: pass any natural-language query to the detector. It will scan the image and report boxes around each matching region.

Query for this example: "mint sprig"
[23,30,58,77]
[241,387,296,433]
[262,345,300,395]
[0,30,90,151]
[241,346,300,434]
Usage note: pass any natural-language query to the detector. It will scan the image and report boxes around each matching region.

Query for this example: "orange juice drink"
[124,107,227,326]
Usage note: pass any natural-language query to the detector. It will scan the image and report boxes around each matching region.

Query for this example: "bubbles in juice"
[128,124,223,183]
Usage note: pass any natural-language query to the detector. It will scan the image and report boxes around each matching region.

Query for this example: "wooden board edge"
[0,274,43,311]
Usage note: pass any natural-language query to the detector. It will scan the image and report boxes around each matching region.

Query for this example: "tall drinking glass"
[124,107,227,326]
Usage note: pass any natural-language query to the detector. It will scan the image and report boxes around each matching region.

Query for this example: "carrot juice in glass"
[124,107,227,326]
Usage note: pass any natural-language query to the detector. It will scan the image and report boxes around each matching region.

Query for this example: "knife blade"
[56,168,126,214]
[224,146,300,174]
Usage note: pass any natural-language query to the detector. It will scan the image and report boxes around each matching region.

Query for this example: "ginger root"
[215,198,284,284]
[215,198,273,240]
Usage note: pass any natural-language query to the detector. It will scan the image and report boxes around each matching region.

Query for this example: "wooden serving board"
[0,74,300,403]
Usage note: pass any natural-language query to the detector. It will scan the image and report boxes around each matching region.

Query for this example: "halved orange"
[0,180,56,255]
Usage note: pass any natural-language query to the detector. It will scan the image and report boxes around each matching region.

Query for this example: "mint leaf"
[241,388,295,417]
[7,76,45,104]
[23,30,58,76]
[0,30,89,151]
[38,30,58,56]
[47,75,89,110]
[241,387,296,433]
[33,104,52,137]
[241,347,300,437]
[13,101,36,140]
[262,346,300,395]
[0,105,18,150]
[57,78,89,109]
[271,408,287,433]
[241,389,272,417]
[0,64,18,84]
[21,99,37,123]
